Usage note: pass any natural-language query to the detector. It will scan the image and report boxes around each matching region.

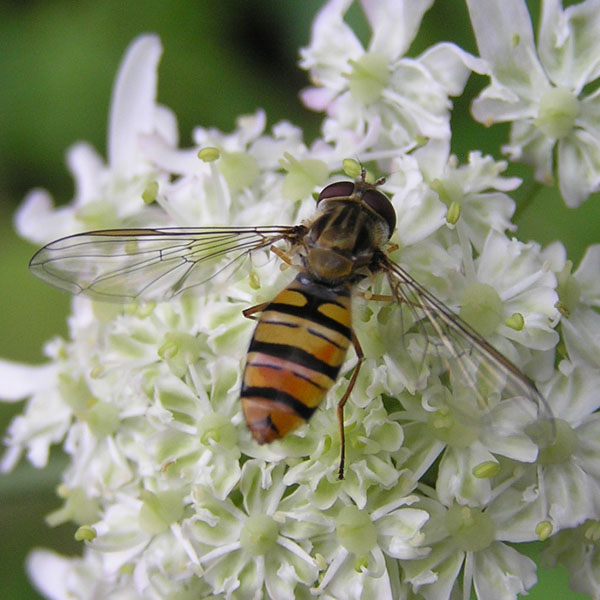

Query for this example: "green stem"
[513,179,544,222]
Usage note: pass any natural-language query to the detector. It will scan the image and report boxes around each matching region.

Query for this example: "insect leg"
[360,292,395,302]
[242,302,270,321]
[360,289,421,308]
[270,245,294,266]
[337,331,364,480]
[243,242,298,320]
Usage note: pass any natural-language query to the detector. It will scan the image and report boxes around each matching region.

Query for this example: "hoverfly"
[30,171,553,478]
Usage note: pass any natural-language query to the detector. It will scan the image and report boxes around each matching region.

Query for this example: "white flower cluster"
[2,1,600,599]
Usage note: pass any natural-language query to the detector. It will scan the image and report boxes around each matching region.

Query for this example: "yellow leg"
[270,244,294,266]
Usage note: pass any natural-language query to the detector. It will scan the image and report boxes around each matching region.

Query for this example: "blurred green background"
[0,1,596,598]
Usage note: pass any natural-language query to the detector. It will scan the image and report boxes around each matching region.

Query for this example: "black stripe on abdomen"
[246,339,342,381]
[240,385,316,420]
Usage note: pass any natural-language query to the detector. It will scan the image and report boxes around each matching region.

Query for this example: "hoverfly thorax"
[302,180,396,284]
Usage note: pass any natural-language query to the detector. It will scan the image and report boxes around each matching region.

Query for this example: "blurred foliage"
[0,1,595,599]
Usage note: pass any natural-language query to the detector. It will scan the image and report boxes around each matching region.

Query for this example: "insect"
[30,172,553,479]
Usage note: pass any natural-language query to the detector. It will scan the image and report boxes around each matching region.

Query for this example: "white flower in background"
[402,494,539,600]
[428,151,521,252]
[300,0,484,161]
[541,520,600,600]
[0,358,67,472]
[1,1,599,599]
[311,484,429,599]
[27,548,152,600]
[483,365,600,540]
[467,0,600,207]
[188,461,320,598]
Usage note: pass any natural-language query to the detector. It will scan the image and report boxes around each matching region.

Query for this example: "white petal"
[66,142,105,205]
[299,86,339,111]
[472,542,537,598]
[139,133,203,175]
[403,541,463,598]
[386,158,447,246]
[0,360,55,401]
[543,366,600,424]
[545,462,599,529]
[580,87,600,139]
[472,86,540,124]
[574,244,600,305]
[14,189,77,244]
[436,445,493,506]
[26,549,72,600]
[108,34,162,174]
[412,137,451,180]
[557,130,600,207]
[541,240,567,272]
[577,415,600,481]
[562,305,600,369]
[299,0,363,91]
[487,484,548,543]
[419,42,487,96]
[539,0,600,91]
[154,104,179,147]
[466,0,548,96]
[362,0,434,59]
[483,399,540,462]
[503,120,555,182]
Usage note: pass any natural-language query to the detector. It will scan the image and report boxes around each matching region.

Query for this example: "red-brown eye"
[362,189,396,234]
[317,181,356,203]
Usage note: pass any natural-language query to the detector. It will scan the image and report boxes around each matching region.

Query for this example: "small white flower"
[402,494,538,600]
[467,0,600,207]
[188,461,320,599]
[283,395,404,510]
[300,0,484,158]
[459,231,559,357]
[311,484,429,599]
[0,359,70,472]
[428,151,521,251]
[486,364,600,537]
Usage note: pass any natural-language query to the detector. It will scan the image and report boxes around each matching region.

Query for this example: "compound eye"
[362,189,396,234]
[317,181,356,203]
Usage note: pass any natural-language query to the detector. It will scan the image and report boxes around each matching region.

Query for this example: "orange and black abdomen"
[241,273,352,444]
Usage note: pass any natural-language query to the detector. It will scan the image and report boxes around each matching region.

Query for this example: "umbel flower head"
[466,0,600,207]
[2,2,600,599]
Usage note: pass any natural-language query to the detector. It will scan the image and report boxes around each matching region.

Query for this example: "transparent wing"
[378,253,554,447]
[30,226,301,302]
